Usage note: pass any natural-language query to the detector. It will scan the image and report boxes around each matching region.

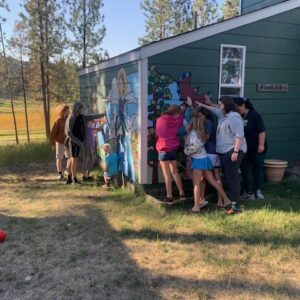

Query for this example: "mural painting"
[147,65,208,184]
[90,68,139,182]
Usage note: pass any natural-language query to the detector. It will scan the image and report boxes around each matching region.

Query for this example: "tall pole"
[0,22,19,144]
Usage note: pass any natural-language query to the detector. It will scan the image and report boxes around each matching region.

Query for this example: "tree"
[0,0,8,22]
[172,0,193,35]
[21,0,66,138]
[9,21,30,142]
[193,0,218,28]
[66,0,107,68]
[139,0,173,45]
[221,0,240,20]
[0,23,19,144]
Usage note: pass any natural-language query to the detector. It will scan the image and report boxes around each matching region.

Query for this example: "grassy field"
[0,99,56,144]
[0,147,299,299]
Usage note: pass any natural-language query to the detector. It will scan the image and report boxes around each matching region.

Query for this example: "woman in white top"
[185,109,231,213]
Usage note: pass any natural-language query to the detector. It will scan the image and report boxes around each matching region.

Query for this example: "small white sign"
[257,84,288,92]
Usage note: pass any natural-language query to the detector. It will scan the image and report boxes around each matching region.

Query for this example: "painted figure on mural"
[115,68,136,182]
[99,68,138,182]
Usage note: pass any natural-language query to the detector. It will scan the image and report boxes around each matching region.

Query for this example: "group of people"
[50,101,118,188]
[155,95,267,214]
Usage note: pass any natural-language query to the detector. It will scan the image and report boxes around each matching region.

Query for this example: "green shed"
[78,0,300,184]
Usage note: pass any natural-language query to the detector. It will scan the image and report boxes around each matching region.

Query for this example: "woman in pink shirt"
[156,104,186,204]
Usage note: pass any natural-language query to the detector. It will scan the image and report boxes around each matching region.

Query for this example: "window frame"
[218,44,246,98]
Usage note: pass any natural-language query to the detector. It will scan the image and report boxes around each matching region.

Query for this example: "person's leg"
[214,168,224,207]
[240,153,254,194]
[252,152,266,198]
[220,151,244,209]
[169,160,185,197]
[56,159,62,173]
[204,170,231,207]
[191,169,203,211]
[71,158,78,178]
[200,177,206,203]
[160,161,173,198]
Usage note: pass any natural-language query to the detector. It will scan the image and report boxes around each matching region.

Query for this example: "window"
[219,44,246,97]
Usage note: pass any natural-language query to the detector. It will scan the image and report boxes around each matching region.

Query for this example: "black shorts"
[71,142,80,158]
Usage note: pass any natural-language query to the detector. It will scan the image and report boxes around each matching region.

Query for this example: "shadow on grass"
[117,227,300,248]
[0,207,160,300]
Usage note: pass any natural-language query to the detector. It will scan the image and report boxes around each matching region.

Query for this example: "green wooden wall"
[241,0,285,14]
[149,7,300,165]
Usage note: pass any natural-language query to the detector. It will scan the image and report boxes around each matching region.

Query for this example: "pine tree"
[66,0,107,68]
[0,0,8,22]
[20,0,66,138]
[193,0,218,28]
[139,0,173,45]
[172,0,193,35]
[9,21,30,142]
[221,0,240,20]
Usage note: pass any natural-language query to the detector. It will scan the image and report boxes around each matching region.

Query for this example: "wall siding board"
[241,0,285,14]
[149,7,300,164]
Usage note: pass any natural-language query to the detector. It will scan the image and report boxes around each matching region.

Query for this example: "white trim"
[78,0,299,76]
[219,44,246,98]
[78,50,140,76]
[138,58,148,184]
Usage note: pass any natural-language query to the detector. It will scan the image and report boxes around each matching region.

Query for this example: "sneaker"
[66,176,72,184]
[72,178,82,185]
[255,189,264,200]
[82,176,93,181]
[101,184,110,190]
[57,174,64,181]
[225,208,241,215]
[157,196,174,205]
[240,192,255,201]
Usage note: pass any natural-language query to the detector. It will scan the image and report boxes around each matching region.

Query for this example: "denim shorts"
[158,150,178,161]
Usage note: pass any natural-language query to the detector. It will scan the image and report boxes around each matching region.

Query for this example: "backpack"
[184,131,204,156]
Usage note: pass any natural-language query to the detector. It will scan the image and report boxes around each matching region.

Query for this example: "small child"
[101,143,119,189]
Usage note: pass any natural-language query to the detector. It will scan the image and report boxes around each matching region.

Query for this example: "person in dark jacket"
[65,101,105,185]
[233,97,267,200]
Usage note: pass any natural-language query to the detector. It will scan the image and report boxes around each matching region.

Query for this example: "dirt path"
[0,164,158,300]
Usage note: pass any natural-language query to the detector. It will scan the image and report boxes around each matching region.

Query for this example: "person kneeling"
[101,143,119,190]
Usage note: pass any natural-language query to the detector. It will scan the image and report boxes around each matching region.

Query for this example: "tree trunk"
[0,23,19,144]
[20,48,30,143]
[38,0,51,139]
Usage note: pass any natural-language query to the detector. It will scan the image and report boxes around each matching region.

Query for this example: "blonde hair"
[162,105,181,116]
[117,68,128,97]
[56,104,69,117]
[186,109,207,142]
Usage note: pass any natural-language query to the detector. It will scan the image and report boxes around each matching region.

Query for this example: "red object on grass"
[0,230,7,242]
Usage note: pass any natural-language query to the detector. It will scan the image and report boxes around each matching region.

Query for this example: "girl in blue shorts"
[185,109,231,213]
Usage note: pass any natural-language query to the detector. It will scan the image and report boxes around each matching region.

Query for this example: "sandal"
[199,201,208,209]
[188,208,200,214]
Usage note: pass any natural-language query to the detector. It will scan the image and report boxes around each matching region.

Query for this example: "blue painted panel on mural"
[97,68,138,182]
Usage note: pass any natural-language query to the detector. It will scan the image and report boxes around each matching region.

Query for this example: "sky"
[0,0,223,58]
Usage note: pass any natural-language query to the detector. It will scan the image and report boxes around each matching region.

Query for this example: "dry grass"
[0,99,56,144]
[0,163,300,299]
